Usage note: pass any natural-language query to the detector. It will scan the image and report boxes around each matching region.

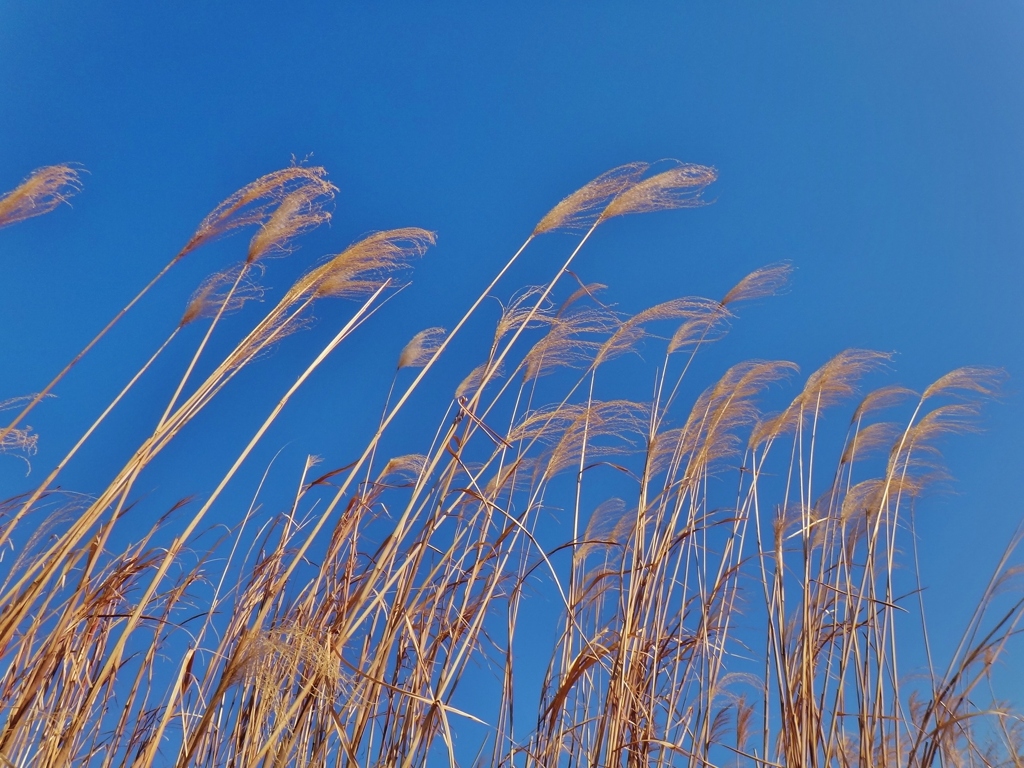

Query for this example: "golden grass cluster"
[0,161,1020,768]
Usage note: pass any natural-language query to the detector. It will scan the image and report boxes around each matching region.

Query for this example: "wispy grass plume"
[0,164,81,229]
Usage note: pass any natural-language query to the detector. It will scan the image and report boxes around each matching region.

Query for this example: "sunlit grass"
[0,161,1020,768]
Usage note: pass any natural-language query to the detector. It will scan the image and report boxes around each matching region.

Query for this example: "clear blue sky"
[2,0,1023,720]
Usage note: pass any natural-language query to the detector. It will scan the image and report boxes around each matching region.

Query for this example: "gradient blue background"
[2,0,1022,724]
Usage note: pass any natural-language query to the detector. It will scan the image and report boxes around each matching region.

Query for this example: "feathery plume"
[599,162,717,221]
[456,361,504,400]
[301,228,435,300]
[509,403,583,445]
[533,162,648,235]
[841,421,901,464]
[852,385,917,422]
[232,625,342,706]
[667,301,731,353]
[0,425,38,460]
[904,402,986,451]
[542,400,646,480]
[0,397,43,470]
[597,297,722,366]
[523,309,613,380]
[922,366,1006,401]
[377,454,429,483]
[675,360,797,469]
[721,262,793,306]
[483,457,535,497]
[493,286,553,346]
[800,349,892,408]
[840,477,922,524]
[180,264,265,327]
[750,350,890,446]
[0,164,82,230]
[177,165,334,260]
[398,327,447,370]
[578,498,631,559]
[557,280,608,317]
[246,180,336,262]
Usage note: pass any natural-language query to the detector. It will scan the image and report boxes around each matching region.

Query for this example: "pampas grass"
[0,160,1019,768]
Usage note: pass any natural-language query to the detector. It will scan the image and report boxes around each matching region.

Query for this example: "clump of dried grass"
[0,160,1019,768]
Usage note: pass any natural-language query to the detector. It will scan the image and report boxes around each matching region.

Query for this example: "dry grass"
[0,161,1020,768]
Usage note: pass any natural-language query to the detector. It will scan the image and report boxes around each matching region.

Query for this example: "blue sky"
[2,0,1023,729]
